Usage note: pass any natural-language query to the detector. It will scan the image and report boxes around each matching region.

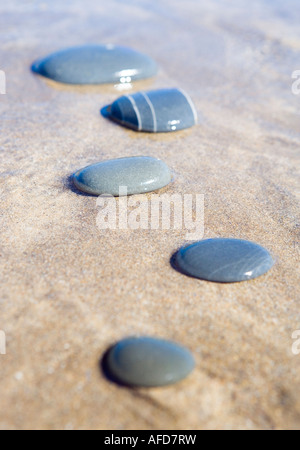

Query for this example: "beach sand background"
[0,0,299,430]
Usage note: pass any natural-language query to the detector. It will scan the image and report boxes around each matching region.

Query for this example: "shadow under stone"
[100,104,112,119]
[170,250,192,278]
[100,104,141,132]
[64,174,96,197]
[100,346,135,389]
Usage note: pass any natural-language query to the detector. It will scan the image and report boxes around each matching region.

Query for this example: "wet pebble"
[73,156,172,196]
[175,238,274,283]
[105,336,195,387]
[32,45,158,85]
[108,88,197,132]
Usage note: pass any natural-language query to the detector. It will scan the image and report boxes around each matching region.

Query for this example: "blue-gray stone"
[106,337,195,387]
[73,156,171,196]
[32,45,158,85]
[175,238,274,283]
[109,88,197,132]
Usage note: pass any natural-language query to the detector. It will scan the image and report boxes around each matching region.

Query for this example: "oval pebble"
[105,337,195,387]
[175,238,274,283]
[32,45,158,85]
[73,156,172,196]
[109,88,197,132]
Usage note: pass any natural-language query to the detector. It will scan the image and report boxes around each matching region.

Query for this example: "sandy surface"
[0,0,299,430]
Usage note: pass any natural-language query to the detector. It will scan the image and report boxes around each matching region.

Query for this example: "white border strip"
[178,88,198,125]
[125,94,142,131]
[141,91,157,132]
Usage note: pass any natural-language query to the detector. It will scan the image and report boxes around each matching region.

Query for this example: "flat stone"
[109,88,197,132]
[175,238,274,283]
[106,337,195,387]
[73,156,172,196]
[32,45,158,85]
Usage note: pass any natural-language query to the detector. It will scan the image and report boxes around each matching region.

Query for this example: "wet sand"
[0,0,299,430]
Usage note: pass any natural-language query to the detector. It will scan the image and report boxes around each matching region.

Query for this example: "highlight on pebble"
[0,70,6,95]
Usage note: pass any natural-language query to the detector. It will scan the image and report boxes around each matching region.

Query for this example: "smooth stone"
[109,88,198,132]
[175,238,274,283]
[106,337,195,387]
[73,156,172,196]
[32,45,158,85]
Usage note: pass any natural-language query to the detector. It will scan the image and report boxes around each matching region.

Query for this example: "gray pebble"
[109,88,197,132]
[106,337,195,387]
[73,156,172,196]
[32,45,158,85]
[175,238,274,283]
